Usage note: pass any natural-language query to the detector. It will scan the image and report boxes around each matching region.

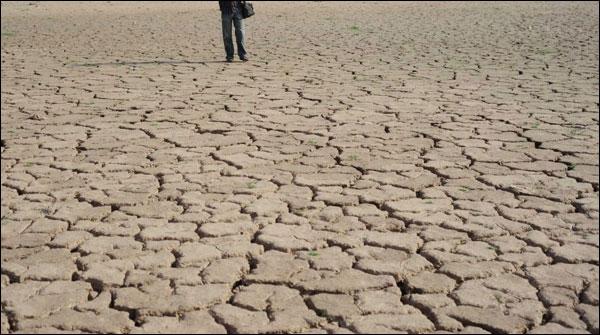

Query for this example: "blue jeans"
[221,12,246,59]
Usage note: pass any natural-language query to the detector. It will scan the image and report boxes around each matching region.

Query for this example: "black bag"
[241,1,254,19]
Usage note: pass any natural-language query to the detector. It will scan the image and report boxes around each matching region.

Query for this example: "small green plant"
[350,25,360,32]
[567,163,576,171]
[307,139,318,146]
[488,245,500,252]
[308,251,319,257]
[1,30,15,37]
[530,122,540,129]
[537,48,556,55]
[353,74,372,81]
[348,154,359,161]
[569,128,583,136]
[460,187,470,192]
[424,200,433,204]
[247,181,257,189]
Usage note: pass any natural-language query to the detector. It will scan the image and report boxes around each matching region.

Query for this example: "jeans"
[221,12,246,59]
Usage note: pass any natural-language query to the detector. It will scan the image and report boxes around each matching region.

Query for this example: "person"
[218,1,248,62]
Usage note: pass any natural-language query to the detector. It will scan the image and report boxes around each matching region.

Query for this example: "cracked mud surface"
[1,1,599,334]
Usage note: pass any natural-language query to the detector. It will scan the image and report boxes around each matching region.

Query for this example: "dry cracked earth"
[1,1,599,334]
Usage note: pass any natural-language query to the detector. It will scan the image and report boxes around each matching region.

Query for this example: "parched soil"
[1,1,598,334]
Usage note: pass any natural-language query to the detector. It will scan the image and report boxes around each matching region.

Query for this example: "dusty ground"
[1,1,599,334]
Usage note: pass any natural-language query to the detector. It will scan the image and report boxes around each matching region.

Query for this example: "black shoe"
[226,58,233,63]
[240,56,249,62]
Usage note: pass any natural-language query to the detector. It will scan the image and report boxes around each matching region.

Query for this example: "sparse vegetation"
[537,48,557,55]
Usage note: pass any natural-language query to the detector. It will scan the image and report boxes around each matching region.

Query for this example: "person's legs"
[233,15,247,60]
[221,12,234,60]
